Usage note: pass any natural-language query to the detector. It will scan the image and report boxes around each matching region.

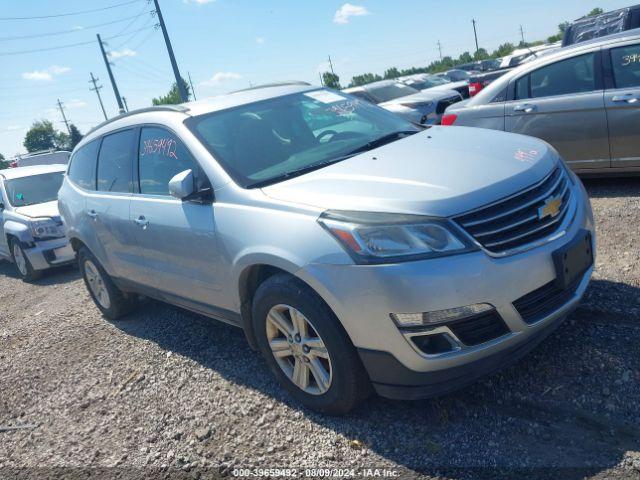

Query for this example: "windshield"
[367,83,419,102]
[187,89,419,188]
[4,172,64,207]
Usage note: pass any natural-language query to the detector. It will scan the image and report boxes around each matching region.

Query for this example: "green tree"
[23,120,68,153]
[588,7,603,16]
[473,48,489,61]
[67,124,83,150]
[321,71,341,89]
[0,153,8,170]
[493,42,516,58]
[152,78,191,105]
[458,51,473,64]
[349,73,382,87]
[383,67,400,79]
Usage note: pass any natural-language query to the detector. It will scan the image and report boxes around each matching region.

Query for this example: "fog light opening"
[411,333,456,355]
[391,303,494,328]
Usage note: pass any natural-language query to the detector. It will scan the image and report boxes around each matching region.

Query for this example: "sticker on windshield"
[304,90,345,104]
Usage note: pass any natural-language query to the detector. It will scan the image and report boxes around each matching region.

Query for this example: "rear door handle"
[87,210,98,219]
[514,104,537,113]
[134,215,149,229]
[612,93,639,103]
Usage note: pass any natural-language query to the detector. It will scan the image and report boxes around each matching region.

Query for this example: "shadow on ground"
[110,278,640,479]
[582,175,640,199]
[0,260,80,285]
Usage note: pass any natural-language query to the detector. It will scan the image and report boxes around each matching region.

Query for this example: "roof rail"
[85,105,190,137]
[231,81,311,94]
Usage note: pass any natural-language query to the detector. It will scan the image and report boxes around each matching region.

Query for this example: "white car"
[0,164,75,281]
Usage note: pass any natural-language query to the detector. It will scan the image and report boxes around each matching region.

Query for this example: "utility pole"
[121,96,129,112]
[187,71,197,101]
[327,55,335,75]
[437,40,443,61]
[56,99,71,135]
[153,0,188,102]
[471,19,479,52]
[97,34,125,114]
[89,72,108,120]
[519,24,526,44]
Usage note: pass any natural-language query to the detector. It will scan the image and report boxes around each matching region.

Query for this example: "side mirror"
[168,169,195,200]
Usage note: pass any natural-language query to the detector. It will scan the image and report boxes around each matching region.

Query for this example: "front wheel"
[252,273,371,415]
[78,247,137,320]
[10,238,42,282]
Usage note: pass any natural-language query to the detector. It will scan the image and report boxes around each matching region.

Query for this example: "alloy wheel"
[266,304,333,395]
[84,260,111,310]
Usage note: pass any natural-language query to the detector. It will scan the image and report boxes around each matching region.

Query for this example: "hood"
[380,89,460,107]
[262,127,558,217]
[14,200,60,219]
[426,81,469,91]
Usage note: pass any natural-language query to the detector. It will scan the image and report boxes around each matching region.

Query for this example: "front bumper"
[22,237,76,271]
[297,178,595,399]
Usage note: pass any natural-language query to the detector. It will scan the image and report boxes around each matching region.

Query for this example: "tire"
[9,238,42,282]
[252,273,371,415]
[78,247,137,320]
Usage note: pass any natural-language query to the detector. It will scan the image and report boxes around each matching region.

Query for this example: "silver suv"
[59,83,595,414]
[0,164,75,281]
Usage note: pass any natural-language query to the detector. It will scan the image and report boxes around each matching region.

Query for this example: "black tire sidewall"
[78,247,132,320]
[252,274,368,414]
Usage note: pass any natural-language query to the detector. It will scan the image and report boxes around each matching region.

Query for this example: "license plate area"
[552,230,593,289]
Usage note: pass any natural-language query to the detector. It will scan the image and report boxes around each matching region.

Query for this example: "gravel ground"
[1,177,639,480]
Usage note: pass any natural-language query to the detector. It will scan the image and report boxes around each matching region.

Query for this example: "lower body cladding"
[21,237,76,270]
[298,182,595,400]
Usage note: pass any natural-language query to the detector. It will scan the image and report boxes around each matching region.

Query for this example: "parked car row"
[444,30,640,175]
[2,82,595,415]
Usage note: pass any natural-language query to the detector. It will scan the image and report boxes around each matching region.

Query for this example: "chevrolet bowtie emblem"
[538,197,562,220]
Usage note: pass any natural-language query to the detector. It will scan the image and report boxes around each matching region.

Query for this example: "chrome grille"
[454,166,572,255]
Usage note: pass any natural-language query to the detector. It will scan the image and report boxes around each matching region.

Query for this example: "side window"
[610,44,640,88]
[515,76,530,100]
[530,53,596,98]
[491,86,508,103]
[97,129,135,193]
[138,127,201,196]
[68,140,99,190]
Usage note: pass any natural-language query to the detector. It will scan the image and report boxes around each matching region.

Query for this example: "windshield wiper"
[342,130,418,157]
[248,130,418,189]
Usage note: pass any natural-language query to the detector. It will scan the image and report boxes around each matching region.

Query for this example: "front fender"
[3,221,33,244]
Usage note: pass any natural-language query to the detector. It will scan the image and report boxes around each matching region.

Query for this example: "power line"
[0,25,155,56]
[0,0,142,21]
[0,12,154,42]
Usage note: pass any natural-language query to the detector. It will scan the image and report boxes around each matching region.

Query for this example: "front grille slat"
[459,168,564,228]
[454,166,572,255]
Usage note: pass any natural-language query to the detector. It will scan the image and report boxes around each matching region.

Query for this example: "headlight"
[30,218,64,239]
[318,210,476,264]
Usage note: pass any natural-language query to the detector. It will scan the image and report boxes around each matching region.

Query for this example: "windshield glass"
[4,172,64,207]
[367,83,419,102]
[187,89,419,188]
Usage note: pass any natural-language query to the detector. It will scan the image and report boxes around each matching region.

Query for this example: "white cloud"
[21,65,71,81]
[6,125,23,131]
[107,48,137,59]
[256,37,265,45]
[333,3,369,24]
[66,99,87,109]
[71,25,84,31]
[200,71,242,86]
[183,0,215,4]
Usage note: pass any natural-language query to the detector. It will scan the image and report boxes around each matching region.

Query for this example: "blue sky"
[0,0,632,156]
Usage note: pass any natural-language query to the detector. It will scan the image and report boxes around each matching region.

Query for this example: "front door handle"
[87,210,98,220]
[612,93,639,104]
[134,215,149,229]
[514,103,537,113]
